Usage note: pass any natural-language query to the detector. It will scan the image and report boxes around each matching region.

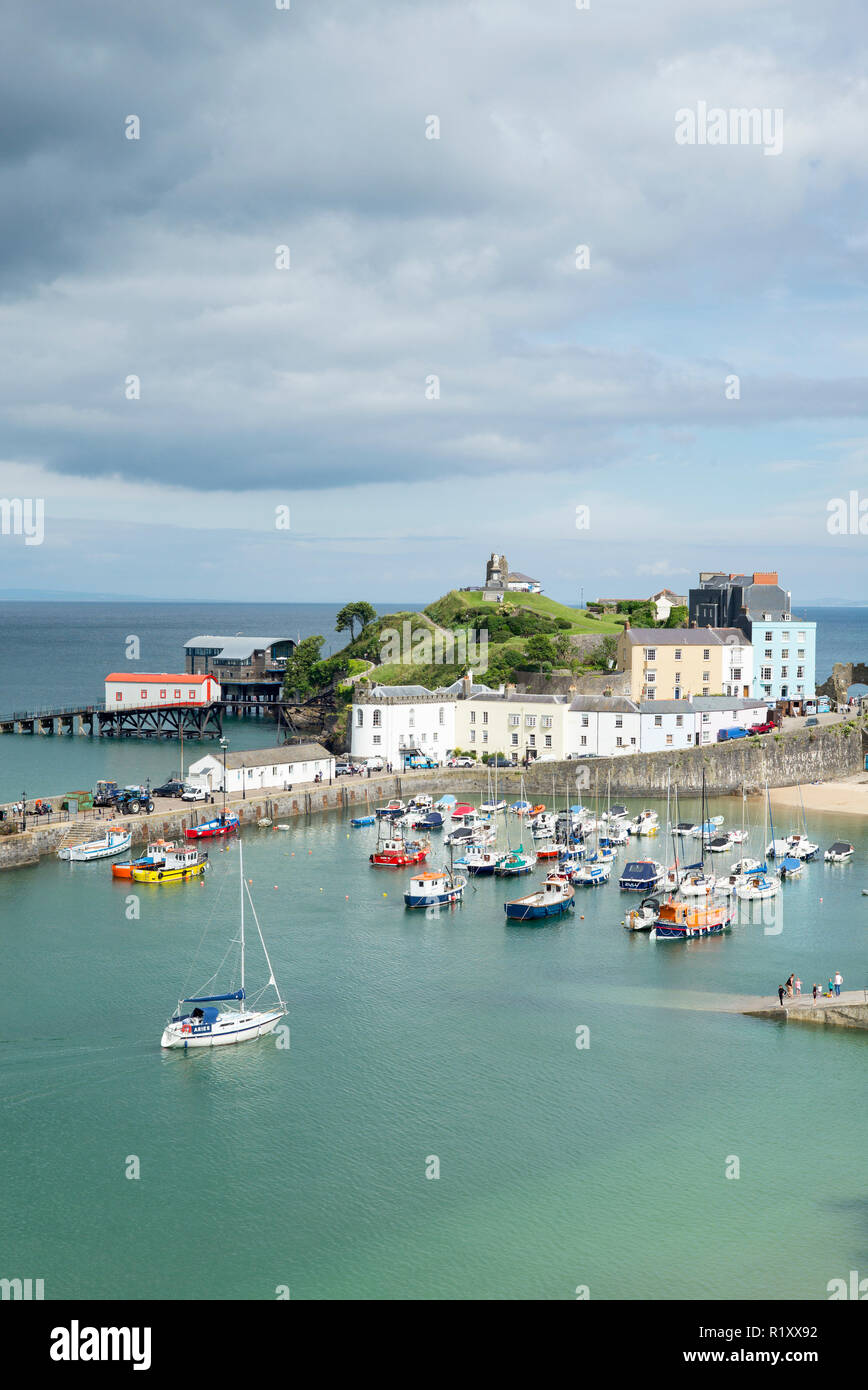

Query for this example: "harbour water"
[0,603,865,1300]
[0,790,865,1301]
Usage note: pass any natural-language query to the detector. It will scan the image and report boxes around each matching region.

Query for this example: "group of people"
[777,970,844,1006]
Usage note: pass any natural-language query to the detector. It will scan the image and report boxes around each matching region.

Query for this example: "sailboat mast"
[239,838,246,1000]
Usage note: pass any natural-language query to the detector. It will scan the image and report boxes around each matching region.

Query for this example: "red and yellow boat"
[370,835,430,867]
[112,839,177,880]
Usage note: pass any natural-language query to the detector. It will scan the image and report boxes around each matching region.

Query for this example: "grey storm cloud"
[2,0,868,493]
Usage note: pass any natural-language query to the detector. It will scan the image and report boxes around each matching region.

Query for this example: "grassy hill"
[427,590,625,634]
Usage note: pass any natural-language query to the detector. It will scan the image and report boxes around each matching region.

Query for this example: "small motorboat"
[629,810,659,837]
[456,845,506,876]
[58,826,132,862]
[504,874,575,922]
[624,895,659,931]
[619,859,664,892]
[370,835,430,867]
[257,818,272,828]
[602,804,628,823]
[376,800,405,819]
[825,841,854,863]
[530,813,556,839]
[786,833,819,861]
[416,811,445,831]
[691,817,724,838]
[445,820,494,848]
[765,838,791,860]
[450,802,477,820]
[404,867,466,909]
[407,794,433,812]
[706,835,731,854]
[351,814,376,827]
[185,814,240,840]
[680,871,717,898]
[778,855,803,880]
[131,844,209,883]
[534,842,561,861]
[672,822,697,838]
[572,859,611,887]
[494,848,536,877]
[479,799,507,814]
[112,839,177,879]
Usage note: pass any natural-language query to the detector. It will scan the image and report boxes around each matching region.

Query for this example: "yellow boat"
[131,844,209,884]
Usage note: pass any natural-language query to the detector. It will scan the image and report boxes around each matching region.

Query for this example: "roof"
[370,684,447,699]
[105,672,214,683]
[639,697,767,714]
[183,635,293,660]
[470,690,569,704]
[507,572,540,583]
[569,696,640,713]
[193,742,333,770]
[443,678,495,697]
[621,629,727,646]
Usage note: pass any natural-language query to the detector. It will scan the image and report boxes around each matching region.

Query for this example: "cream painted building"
[455,691,571,759]
[617,628,752,702]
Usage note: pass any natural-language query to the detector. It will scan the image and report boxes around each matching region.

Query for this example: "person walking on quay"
[834,970,843,997]
[786,973,794,998]
[778,985,786,1007]
[794,976,802,997]
[812,983,819,1005]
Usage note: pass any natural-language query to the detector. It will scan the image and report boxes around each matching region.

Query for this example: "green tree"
[524,634,557,669]
[335,601,377,642]
[282,635,325,701]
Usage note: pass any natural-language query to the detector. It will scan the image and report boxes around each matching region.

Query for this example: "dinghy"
[825,842,854,863]
[58,826,131,862]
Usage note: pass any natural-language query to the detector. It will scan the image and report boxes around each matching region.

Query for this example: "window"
[188,690,196,701]
[616,737,623,747]
[631,737,636,745]
[780,666,788,678]
[511,733,518,746]
[646,691,655,702]
[674,649,682,660]
[470,730,476,742]
[761,667,772,681]
[797,666,804,678]
[408,710,415,728]
[580,735,587,746]
[732,668,741,680]
[141,689,148,699]
[439,707,445,725]
[703,648,710,661]
[420,733,426,743]
[160,688,166,700]
[272,767,277,776]
[372,734,381,745]
[525,715,536,728]
[482,731,488,742]
[764,631,772,642]
[764,649,772,660]
[676,715,683,727]
[509,714,519,726]
[581,715,589,728]
[702,687,709,696]
[615,716,623,728]
[544,735,552,748]
[654,715,662,727]
[541,716,552,729]
[115,691,122,701]
[483,711,488,724]
[666,734,673,745]
[643,647,656,660]
[528,734,535,746]
[781,648,789,659]
[702,713,710,723]
[702,672,710,682]
[470,711,476,724]
[701,730,710,743]
[797,648,805,658]
[432,732,438,742]
[356,709,363,727]
[646,671,656,684]
[798,631,805,641]
[762,684,772,695]
[782,631,789,640]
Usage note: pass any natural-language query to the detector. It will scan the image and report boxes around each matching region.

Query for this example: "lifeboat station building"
[105,673,221,710]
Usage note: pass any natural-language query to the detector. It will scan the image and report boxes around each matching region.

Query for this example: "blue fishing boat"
[504,875,575,921]
[416,810,444,831]
[351,814,376,827]
[404,867,466,909]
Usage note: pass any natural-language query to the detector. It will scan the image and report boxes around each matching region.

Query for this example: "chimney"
[624,619,630,630]
[462,672,472,699]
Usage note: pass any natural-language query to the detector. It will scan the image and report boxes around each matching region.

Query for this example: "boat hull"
[132,862,208,883]
[504,898,574,921]
[161,1008,286,1049]
[370,849,429,866]
[404,888,464,908]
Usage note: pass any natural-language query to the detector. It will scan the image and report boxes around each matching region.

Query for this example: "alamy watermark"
[675,103,783,157]
[827,491,868,535]
[0,498,44,546]
[379,619,488,674]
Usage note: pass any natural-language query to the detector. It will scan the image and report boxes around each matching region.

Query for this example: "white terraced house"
[350,684,460,767]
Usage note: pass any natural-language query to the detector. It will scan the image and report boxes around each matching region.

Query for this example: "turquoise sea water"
[0,792,865,1301]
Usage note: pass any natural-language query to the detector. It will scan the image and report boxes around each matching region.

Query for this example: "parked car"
[805,716,819,727]
[448,756,475,768]
[153,779,186,798]
[534,753,559,762]
[749,722,775,735]
[566,751,595,759]
[488,755,514,767]
[181,785,208,802]
[335,763,351,776]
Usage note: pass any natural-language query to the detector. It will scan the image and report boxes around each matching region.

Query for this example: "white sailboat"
[160,842,287,1049]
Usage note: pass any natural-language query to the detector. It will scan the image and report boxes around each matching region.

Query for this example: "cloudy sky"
[2,0,867,602]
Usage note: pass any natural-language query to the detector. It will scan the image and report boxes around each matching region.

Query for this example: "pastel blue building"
[751,618,816,703]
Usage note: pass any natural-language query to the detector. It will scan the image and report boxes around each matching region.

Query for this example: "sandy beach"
[767,774,868,819]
